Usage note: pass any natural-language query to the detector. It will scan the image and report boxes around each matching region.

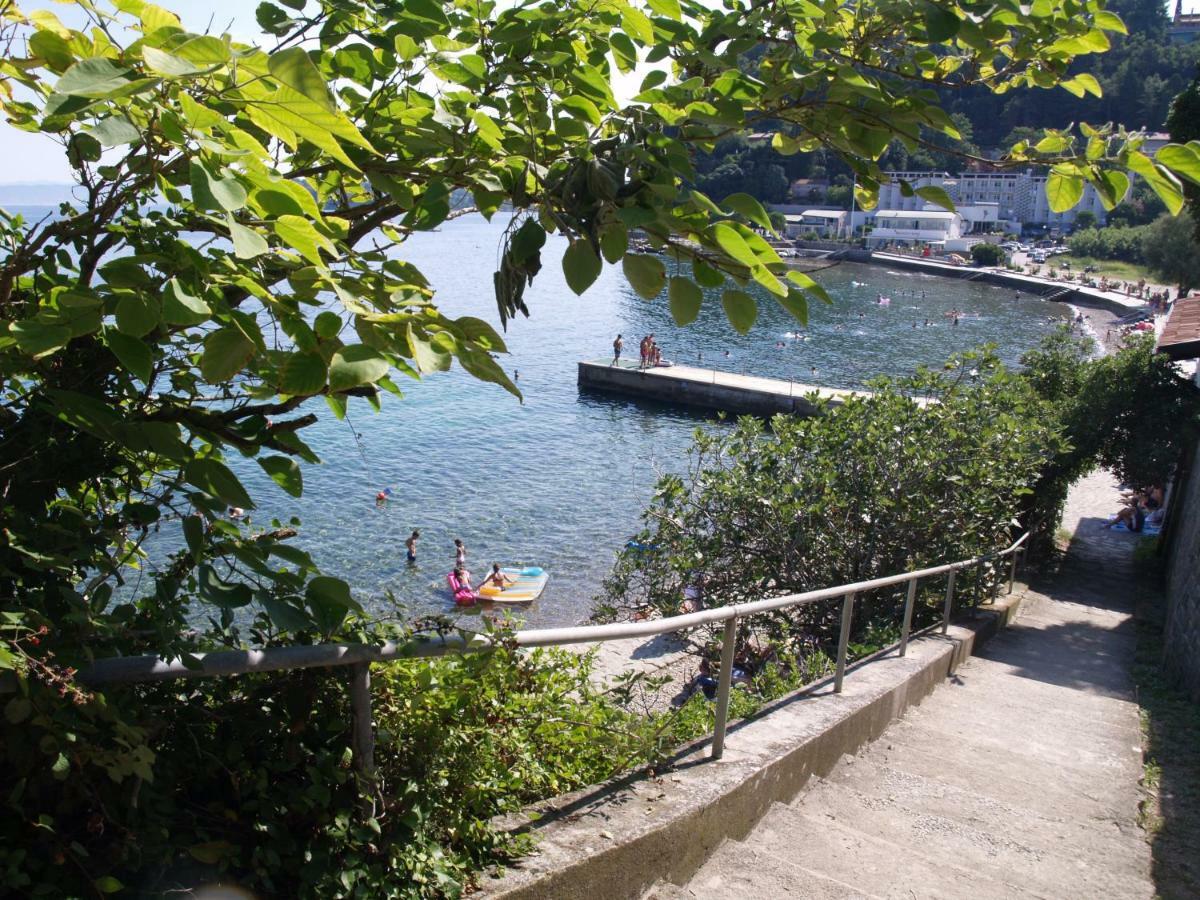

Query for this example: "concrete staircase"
[643,501,1154,900]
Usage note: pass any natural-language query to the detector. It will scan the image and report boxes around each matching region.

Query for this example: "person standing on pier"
[612,334,623,366]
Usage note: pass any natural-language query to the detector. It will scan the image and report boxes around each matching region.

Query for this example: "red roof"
[1157,296,1200,360]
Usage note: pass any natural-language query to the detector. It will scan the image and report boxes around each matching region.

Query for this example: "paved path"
[649,470,1153,899]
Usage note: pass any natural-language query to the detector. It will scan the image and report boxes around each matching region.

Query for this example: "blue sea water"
[220,214,1066,626]
[7,206,1067,626]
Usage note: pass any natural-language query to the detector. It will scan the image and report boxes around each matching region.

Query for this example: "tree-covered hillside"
[697,0,1199,196]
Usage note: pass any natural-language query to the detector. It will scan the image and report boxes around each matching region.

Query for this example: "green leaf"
[668,277,702,326]
[328,345,390,392]
[621,7,654,43]
[923,2,960,40]
[198,564,253,608]
[51,752,70,781]
[94,877,124,895]
[622,253,666,299]
[1156,144,1200,187]
[200,327,255,382]
[646,0,682,20]
[88,116,140,147]
[559,95,601,125]
[306,575,363,632]
[693,258,725,288]
[1034,134,1070,154]
[258,455,303,497]
[458,347,520,399]
[721,289,757,334]
[105,330,153,382]
[268,46,335,111]
[914,185,955,212]
[182,515,204,558]
[190,161,247,212]
[785,269,833,304]
[274,215,335,264]
[455,316,508,353]
[261,597,313,632]
[1045,170,1084,213]
[1094,9,1127,33]
[185,458,254,508]
[722,192,774,232]
[29,30,73,70]
[306,575,360,609]
[142,46,202,77]
[115,293,160,337]
[394,34,420,61]
[775,289,808,326]
[187,841,237,865]
[600,223,628,264]
[56,58,134,97]
[1092,170,1129,210]
[162,278,211,326]
[562,241,602,295]
[227,215,269,259]
[12,321,70,359]
[709,223,758,270]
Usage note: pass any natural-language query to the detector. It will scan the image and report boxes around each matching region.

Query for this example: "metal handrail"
[46,531,1030,785]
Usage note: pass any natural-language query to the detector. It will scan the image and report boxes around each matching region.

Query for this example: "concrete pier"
[578,360,891,416]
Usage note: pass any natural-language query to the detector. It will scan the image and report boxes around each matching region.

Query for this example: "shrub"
[598,349,1063,660]
[970,242,1007,266]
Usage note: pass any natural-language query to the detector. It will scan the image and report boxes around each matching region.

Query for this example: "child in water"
[405,530,420,563]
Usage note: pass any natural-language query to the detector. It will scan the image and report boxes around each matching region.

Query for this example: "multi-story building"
[875,169,1110,230]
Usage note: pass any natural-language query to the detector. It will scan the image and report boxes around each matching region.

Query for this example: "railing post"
[1008,550,1018,595]
[990,556,1000,604]
[834,592,855,693]
[941,569,956,634]
[711,616,738,760]
[975,559,985,608]
[899,577,918,657]
[350,663,376,814]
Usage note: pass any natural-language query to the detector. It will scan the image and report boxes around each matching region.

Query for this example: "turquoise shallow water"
[218,214,1066,626]
[10,202,1064,627]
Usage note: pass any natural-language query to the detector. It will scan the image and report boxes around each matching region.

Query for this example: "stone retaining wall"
[1165,442,1200,702]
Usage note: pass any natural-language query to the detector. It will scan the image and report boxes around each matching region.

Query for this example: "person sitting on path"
[1106,491,1149,532]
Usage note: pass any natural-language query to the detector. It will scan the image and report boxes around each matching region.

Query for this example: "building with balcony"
[866,210,964,247]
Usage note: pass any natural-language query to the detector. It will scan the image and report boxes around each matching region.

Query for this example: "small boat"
[476,566,550,605]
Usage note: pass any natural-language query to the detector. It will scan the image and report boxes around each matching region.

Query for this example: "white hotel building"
[874,169,1110,232]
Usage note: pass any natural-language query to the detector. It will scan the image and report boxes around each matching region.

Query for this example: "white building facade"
[866,210,964,247]
[875,169,1110,230]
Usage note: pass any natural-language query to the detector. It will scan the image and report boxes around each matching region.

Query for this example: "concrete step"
[683,799,1036,900]
[765,760,1151,899]
[680,823,880,899]
[811,750,1146,872]
[863,717,1135,826]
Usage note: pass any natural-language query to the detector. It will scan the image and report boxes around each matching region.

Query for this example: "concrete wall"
[1164,441,1200,702]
